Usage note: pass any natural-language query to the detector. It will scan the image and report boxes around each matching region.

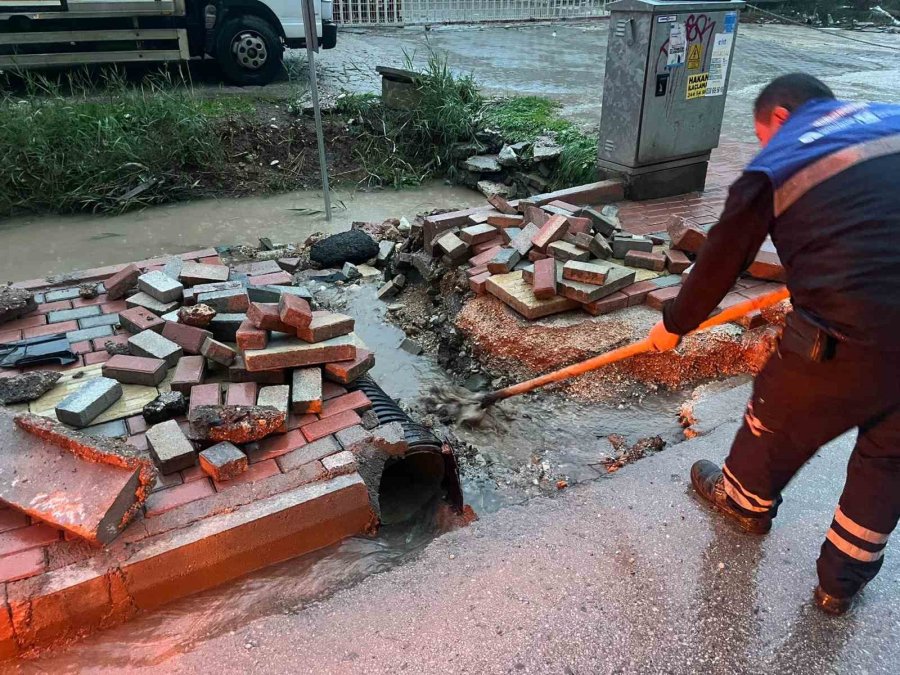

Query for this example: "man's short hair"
[754,73,835,119]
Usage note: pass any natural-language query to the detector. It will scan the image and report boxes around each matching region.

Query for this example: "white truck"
[0,0,337,85]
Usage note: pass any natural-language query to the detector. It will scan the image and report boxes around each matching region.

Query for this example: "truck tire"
[215,15,283,86]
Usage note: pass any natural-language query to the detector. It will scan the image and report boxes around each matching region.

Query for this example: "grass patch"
[0,70,224,215]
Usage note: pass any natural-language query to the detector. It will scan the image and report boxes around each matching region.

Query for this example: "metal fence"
[334,0,608,26]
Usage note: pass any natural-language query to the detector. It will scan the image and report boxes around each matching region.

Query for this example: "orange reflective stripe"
[774,133,900,217]
[722,475,770,513]
[834,507,890,545]
[723,464,775,507]
[826,530,884,562]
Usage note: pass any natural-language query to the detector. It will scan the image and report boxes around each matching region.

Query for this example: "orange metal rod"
[481,287,790,406]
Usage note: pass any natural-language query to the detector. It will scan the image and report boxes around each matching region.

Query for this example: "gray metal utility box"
[598,0,744,199]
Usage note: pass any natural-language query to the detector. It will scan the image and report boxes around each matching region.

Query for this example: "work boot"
[814,585,856,616]
[690,460,772,535]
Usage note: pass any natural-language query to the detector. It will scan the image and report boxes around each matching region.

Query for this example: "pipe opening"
[378,450,446,525]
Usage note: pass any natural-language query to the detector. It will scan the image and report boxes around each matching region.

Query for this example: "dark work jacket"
[664,103,900,350]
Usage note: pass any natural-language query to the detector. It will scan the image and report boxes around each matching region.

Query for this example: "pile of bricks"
[422,184,787,322]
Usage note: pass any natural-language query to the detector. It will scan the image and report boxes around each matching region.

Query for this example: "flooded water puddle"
[22,281,688,670]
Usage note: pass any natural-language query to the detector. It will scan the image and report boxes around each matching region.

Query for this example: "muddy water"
[0,182,483,282]
[21,281,686,670]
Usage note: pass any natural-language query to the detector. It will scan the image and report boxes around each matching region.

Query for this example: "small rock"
[399,338,423,355]
[533,134,563,161]
[360,409,380,430]
[477,180,510,199]
[78,283,100,299]
[397,216,411,234]
[0,286,36,323]
[341,262,361,281]
[498,145,518,167]
[104,341,131,356]
[462,155,501,173]
[143,391,187,425]
[178,303,217,328]
[0,371,61,405]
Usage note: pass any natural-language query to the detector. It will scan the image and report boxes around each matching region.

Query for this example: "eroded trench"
[24,268,769,670]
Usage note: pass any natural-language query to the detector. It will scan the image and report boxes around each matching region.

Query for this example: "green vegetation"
[0,70,229,215]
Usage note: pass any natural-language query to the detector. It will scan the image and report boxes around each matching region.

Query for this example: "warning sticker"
[686,72,709,100]
[687,44,702,70]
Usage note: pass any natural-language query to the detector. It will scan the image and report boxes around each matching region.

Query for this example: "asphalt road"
[150,382,900,674]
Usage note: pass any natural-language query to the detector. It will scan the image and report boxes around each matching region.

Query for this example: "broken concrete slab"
[55,377,122,428]
[101,355,167,387]
[146,419,197,474]
[5,412,156,544]
[0,371,61,405]
[199,442,248,481]
[188,405,286,444]
[291,368,323,414]
[143,391,187,425]
[463,155,501,173]
[128,330,183,369]
[370,422,408,456]
[399,338,423,355]
[137,271,183,304]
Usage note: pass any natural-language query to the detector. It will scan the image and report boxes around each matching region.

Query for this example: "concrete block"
[197,289,249,314]
[170,355,206,395]
[201,337,237,366]
[119,307,165,334]
[179,262,229,287]
[296,311,354,344]
[547,241,590,263]
[102,355,168,386]
[128,330,183,368]
[377,278,403,300]
[161,321,212,355]
[125,292,179,316]
[137,271,183,304]
[208,313,246,343]
[278,295,313,329]
[563,261,610,285]
[487,248,521,274]
[612,234,653,259]
[291,367,323,414]
[323,349,375,385]
[55,377,122,428]
[146,419,196,474]
[533,257,557,299]
[322,451,357,475]
[162,256,183,280]
[531,215,568,251]
[199,442,248,481]
[376,240,396,267]
[624,250,666,272]
[103,264,141,300]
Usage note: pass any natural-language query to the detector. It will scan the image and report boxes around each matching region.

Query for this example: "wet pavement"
[124,383,900,674]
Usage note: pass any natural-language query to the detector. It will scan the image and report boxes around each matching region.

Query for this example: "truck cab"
[0,0,337,85]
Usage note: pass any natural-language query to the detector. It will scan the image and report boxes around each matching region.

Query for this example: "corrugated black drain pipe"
[348,376,464,525]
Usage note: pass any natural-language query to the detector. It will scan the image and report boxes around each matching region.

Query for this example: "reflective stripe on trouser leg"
[722,464,776,514]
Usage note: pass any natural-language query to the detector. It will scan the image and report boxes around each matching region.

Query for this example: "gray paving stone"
[137,270,184,303]
[247,285,313,304]
[126,292,179,315]
[44,287,82,302]
[78,313,120,329]
[83,419,128,438]
[258,385,290,426]
[291,367,322,414]
[196,289,249,313]
[198,442,247,481]
[47,305,102,324]
[162,257,184,280]
[208,313,246,343]
[65,325,114,343]
[55,377,122,428]
[145,419,196,474]
[128,330,184,368]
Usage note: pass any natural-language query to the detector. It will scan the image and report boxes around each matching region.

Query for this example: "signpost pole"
[300,0,332,221]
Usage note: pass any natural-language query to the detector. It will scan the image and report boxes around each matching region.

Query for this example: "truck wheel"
[216,15,283,86]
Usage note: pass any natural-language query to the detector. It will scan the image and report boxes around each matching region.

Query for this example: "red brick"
[0,524,60,557]
[738,282,786,300]
[624,250,666,272]
[533,257,557,300]
[144,479,215,517]
[278,295,313,329]
[582,291,628,316]
[322,381,347,400]
[213,458,280,490]
[127,433,148,452]
[486,214,523,228]
[249,429,307,463]
[0,547,46,583]
[323,349,375,385]
[225,382,258,407]
[527,250,549,262]
[0,329,22,343]
[747,250,786,282]
[296,312,354,344]
[71,293,108,308]
[3,314,46,331]
[471,237,505,255]
[198,256,222,265]
[236,320,268,351]
[565,216,592,235]
[466,264,489,278]
[248,271,293,286]
[101,299,129,314]
[181,464,206,483]
[248,302,293,332]
[621,281,659,307]
[665,249,692,274]
[320,391,372,419]
[301,410,362,442]
[189,383,221,413]
[0,509,29,534]
[103,263,141,300]
[162,321,212,355]
[119,306,164,334]
[646,286,681,310]
[468,245,503,268]
[93,333,129,351]
[667,216,709,253]
[171,355,206,395]
[102,354,167,385]
[127,415,149,435]
[532,215,568,251]
[83,351,110,367]
[34,300,72,314]
[469,271,492,295]
[23,320,76,338]
[287,412,318,430]
[69,340,92,355]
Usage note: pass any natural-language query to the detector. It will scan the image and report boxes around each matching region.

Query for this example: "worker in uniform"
[647,73,900,615]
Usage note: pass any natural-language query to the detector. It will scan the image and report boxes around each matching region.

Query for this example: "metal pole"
[300,0,332,221]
